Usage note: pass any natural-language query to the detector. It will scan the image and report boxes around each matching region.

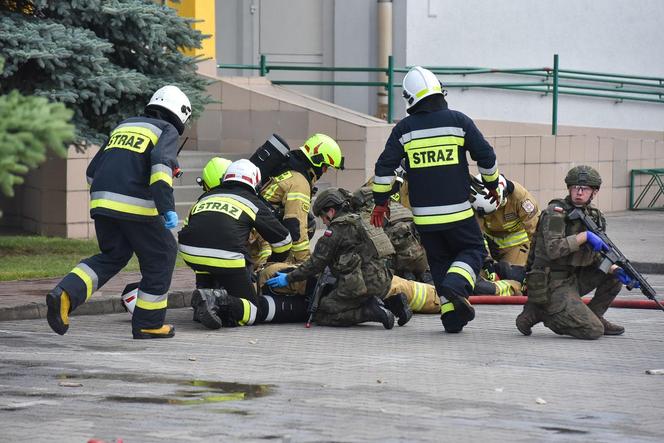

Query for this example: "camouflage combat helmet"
[312,187,351,216]
[565,165,602,189]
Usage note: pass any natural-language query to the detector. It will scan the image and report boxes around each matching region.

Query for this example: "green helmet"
[565,165,602,189]
[300,133,345,170]
[200,157,232,190]
[312,187,351,216]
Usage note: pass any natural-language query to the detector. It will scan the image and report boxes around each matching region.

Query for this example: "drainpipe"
[377,0,392,120]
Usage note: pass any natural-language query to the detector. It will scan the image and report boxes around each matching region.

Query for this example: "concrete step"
[177,150,246,169]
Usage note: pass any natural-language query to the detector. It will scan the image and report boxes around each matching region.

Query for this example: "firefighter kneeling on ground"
[47,85,191,339]
[178,159,299,329]
[263,188,412,328]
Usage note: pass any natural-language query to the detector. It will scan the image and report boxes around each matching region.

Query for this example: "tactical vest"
[526,197,605,271]
[332,213,395,260]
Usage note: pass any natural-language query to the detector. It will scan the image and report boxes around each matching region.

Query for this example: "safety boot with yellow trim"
[440,296,475,333]
[133,324,175,339]
[46,286,71,335]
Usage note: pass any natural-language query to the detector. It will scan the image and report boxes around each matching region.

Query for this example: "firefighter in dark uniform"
[515,165,637,339]
[179,159,297,329]
[371,66,502,333]
[256,133,344,265]
[46,85,192,339]
[266,188,412,328]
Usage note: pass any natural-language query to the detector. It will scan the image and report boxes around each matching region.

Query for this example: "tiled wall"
[185,75,394,193]
[0,145,97,238]
[469,134,664,213]
[2,73,663,238]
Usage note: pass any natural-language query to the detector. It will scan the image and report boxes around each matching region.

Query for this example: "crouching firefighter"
[46,85,192,339]
[257,133,344,264]
[178,159,299,329]
[265,187,412,328]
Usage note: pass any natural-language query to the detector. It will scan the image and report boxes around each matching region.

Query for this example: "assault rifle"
[568,208,664,312]
[305,266,336,328]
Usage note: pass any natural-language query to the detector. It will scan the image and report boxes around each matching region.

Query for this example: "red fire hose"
[469,295,662,309]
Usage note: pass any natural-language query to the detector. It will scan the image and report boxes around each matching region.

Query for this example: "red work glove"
[487,187,502,206]
[370,202,390,228]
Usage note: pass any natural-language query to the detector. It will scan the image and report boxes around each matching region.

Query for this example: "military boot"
[191,289,223,329]
[600,317,625,336]
[133,325,175,339]
[383,293,413,326]
[46,286,71,335]
[515,302,544,336]
[361,297,395,330]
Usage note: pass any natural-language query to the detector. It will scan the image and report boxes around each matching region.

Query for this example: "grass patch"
[0,236,185,281]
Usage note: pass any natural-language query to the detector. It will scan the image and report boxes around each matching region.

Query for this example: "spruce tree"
[0,0,210,145]
[0,57,75,200]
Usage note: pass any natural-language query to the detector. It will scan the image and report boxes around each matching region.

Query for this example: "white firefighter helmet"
[223,159,262,192]
[120,284,139,317]
[402,66,443,110]
[147,85,192,125]
[470,173,507,215]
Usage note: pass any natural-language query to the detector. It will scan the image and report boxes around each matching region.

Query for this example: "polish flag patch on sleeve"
[522,199,535,213]
[323,229,333,237]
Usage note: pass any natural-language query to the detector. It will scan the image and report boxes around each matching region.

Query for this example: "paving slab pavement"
[0,305,663,442]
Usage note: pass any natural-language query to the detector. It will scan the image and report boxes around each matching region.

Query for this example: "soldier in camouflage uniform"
[515,166,627,339]
[266,188,412,328]
[352,185,430,282]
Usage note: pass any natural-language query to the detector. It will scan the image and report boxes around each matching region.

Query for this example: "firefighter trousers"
[58,215,177,331]
[418,218,486,305]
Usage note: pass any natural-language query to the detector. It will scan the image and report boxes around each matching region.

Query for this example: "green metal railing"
[630,169,664,210]
[218,54,664,134]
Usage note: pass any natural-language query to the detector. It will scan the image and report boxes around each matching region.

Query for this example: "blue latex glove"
[585,231,609,252]
[615,268,640,288]
[266,272,289,288]
[164,211,179,229]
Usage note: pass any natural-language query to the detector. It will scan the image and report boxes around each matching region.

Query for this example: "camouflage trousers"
[540,266,622,339]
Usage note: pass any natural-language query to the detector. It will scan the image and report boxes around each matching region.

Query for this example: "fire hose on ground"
[469,295,662,309]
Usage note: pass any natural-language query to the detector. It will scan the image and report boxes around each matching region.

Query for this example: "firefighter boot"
[191,289,223,329]
[515,302,544,336]
[133,325,175,339]
[46,286,71,335]
[440,297,475,333]
[361,297,395,330]
[215,290,248,327]
[384,293,413,326]
[599,317,625,336]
